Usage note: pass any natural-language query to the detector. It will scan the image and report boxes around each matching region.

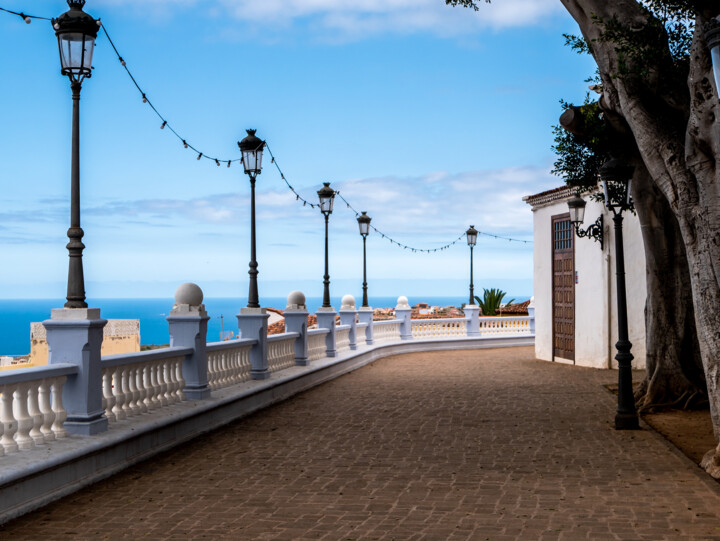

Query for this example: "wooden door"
[552,213,575,361]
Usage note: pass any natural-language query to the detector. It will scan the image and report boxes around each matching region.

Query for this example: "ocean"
[0,295,530,357]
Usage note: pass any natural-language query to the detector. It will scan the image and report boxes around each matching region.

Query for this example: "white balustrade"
[335,326,351,352]
[373,320,402,342]
[267,333,298,373]
[411,318,467,338]
[102,351,187,423]
[479,316,531,336]
[307,330,329,361]
[0,366,73,455]
[206,339,254,390]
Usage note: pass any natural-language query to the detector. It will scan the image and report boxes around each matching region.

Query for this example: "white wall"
[530,193,645,369]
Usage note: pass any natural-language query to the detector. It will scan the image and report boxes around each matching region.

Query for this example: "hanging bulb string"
[100,25,241,167]
[265,144,531,250]
[1,5,532,248]
[0,6,50,22]
[264,143,319,210]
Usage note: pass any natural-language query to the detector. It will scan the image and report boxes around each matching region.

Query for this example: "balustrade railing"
[373,320,402,342]
[479,316,531,336]
[308,329,329,361]
[0,364,76,455]
[411,318,467,338]
[206,339,255,390]
[335,325,351,352]
[102,348,191,423]
[267,333,298,373]
[0,293,534,460]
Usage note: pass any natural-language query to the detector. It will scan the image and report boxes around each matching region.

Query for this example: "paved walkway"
[2,347,720,540]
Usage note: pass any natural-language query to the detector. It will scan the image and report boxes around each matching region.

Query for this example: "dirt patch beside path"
[643,409,716,465]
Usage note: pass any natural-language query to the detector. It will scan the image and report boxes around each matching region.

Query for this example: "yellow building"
[26,319,141,366]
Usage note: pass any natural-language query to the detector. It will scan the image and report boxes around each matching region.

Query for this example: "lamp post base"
[615,412,640,430]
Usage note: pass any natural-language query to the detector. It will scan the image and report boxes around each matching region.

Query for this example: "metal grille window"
[553,219,573,251]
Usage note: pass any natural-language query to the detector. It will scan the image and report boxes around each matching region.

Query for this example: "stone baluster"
[38,380,56,442]
[0,384,18,453]
[51,377,68,438]
[13,383,34,450]
[27,384,45,445]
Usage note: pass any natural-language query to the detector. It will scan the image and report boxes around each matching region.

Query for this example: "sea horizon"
[0,294,530,357]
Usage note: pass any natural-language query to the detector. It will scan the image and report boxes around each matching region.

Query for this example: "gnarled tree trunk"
[631,164,705,410]
[560,0,720,475]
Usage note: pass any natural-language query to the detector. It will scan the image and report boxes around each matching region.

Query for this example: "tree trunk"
[560,0,720,475]
[631,165,705,411]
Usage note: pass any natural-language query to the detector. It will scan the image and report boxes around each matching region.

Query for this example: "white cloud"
[95,0,564,39]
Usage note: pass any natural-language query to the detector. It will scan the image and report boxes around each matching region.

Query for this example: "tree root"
[701,445,720,479]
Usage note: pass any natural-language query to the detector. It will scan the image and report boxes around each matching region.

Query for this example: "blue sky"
[0,0,595,301]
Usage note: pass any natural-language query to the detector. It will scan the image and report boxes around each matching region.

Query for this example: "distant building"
[524,186,646,369]
[28,319,141,366]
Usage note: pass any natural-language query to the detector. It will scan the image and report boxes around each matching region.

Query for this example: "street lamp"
[317,182,336,309]
[567,194,604,249]
[52,0,100,308]
[704,16,720,100]
[466,226,478,305]
[237,129,265,309]
[599,157,639,430]
[357,212,372,308]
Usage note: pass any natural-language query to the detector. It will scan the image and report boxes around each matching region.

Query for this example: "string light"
[160,121,167,129]
[197,153,203,160]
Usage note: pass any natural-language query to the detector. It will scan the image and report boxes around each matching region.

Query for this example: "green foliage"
[551,97,611,193]
[474,288,514,316]
[444,0,488,10]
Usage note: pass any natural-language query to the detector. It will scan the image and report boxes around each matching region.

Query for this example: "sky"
[0,0,596,301]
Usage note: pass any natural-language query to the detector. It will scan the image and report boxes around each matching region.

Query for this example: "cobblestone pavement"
[3,347,720,540]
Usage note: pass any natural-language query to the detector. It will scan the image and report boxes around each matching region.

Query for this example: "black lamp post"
[567,194,604,249]
[317,182,336,309]
[357,212,372,308]
[237,129,265,309]
[52,0,100,309]
[466,226,478,305]
[704,16,720,100]
[599,157,640,430]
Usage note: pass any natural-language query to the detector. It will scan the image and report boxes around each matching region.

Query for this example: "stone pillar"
[44,308,108,435]
[285,290,309,366]
[339,294,359,350]
[395,296,413,341]
[316,307,337,358]
[528,296,536,335]
[237,307,270,380]
[357,307,374,345]
[464,304,481,337]
[167,283,211,400]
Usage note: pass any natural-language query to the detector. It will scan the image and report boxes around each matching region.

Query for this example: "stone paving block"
[2,347,720,539]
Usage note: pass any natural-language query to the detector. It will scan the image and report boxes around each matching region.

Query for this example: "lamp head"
[466,225,478,246]
[237,129,265,176]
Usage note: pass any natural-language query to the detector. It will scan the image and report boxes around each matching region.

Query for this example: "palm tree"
[474,288,515,316]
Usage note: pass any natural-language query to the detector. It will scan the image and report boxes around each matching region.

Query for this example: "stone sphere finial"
[341,294,356,310]
[286,290,307,310]
[396,296,410,309]
[174,283,204,306]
